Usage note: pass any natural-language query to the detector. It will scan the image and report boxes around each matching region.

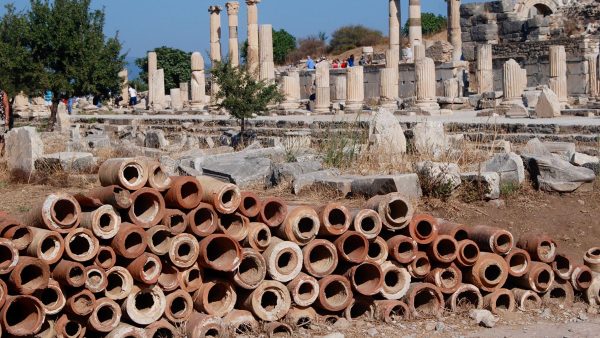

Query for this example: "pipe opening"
[243,197,258,214]
[388,199,408,221]
[134,291,156,314]
[276,250,298,275]
[99,213,114,231]
[69,234,92,256]
[256,228,270,246]
[20,264,45,289]
[554,255,570,274]
[0,244,15,269]
[220,189,235,207]
[68,266,85,284]
[368,241,382,259]
[577,270,592,287]
[539,241,555,259]
[522,294,539,310]
[169,214,185,229]
[87,269,103,286]
[152,166,169,186]
[9,227,32,249]
[5,297,40,332]
[354,264,381,292]
[151,229,170,252]
[495,294,511,311]
[437,238,456,259]
[263,201,285,224]
[590,249,600,257]
[40,236,60,259]
[495,233,512,252]
[54,200,77,225]
[461,243,479,261]
[298,217,316,236]
[260,290,279,311]
[185,268,201,286]
[328,209,347,229]
[143,260,159,279]
[484,264,502,283]
[206,237,237,266]
[39,287,59,307]
[342,235,366,261]
[360,216,376,232]
[151,328,173,338]
[124,232,144,253]
[416,221,433,238]
[324,316,338,325]
[193,208,214,231]
[106,273,125,297]
[123,166,141,185]
[271,325,291,335]
[308,245,334,273]
[205,329,220,337]
[413,289,439,315]
[239,256,262,285]
[413,257,430,276]
[456,291,479,311]
[207,283,231,310]
[97,249,114,267]
[397,241,415,259]
[65,320,82,337]
[324,280,348,307]
[454,229,468,241]
[509,253,528,273]
[549,287,567,300]
[390,304,407,318]
[384,270,400,288]
[440,269,458,289]
[295,316,311,328]
[176,242,193,260]
[536,269,551,288]
[72,293,93,313]
[349,301,371,319]
[235,323,253,334]
[133,193,160,222]
[220,214,244,235]
[170,296,188,316]
[298,282,316,301]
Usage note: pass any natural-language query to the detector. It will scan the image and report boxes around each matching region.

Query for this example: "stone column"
[333,76,347,104]
[380,67,398,109]
[409,0,423,47]
[246,0,261,77]
[502,59,527,106]
[209,6,222,63]
[388,0,401,68]
[226,2,240,67]
[549,45,568,107]
[476,44,494,94]
[413,44,426,62]
[346,66,365,113]
[190,52,207,111]
[148,51,157,109]
[259,24,275,82]
[415,57,440,110]
[179,82,189,105]
[118,69,129,105]
[586,54,598,98]
[314,61,331,114]
[280,71,301,110]
[153,69,166,110]
[448,0,462,61]
[170,89,183,111]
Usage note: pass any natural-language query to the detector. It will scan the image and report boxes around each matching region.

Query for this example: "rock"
[36,152,96,173]
[349,174,422,200]
[460,172,501,200]
[583,162,600,176]
[5,127,44,177]
[332,318,351,330]
[366,328,378,337]
[145,130,169,149]
[522,155,595,193]
[410,122,447,157]
[200,157,273,188]
[159,156,180,176]
[482,152,525,185]
[535,87,561,118]
[84,134,111,149]
[266,160,323,188]
[504,103,529,118]
[522,138,551,157]
[544,142,576,162]
[369,108,407,155]
[416,161,462,191]
[293,169,341,195]
[469,309,498,328]
[435,322,445,332]
[572,152,599,166]
[523,89,542,108]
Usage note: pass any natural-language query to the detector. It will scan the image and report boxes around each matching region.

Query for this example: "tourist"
[44,90,53,107]
[359,55,366,66]
[332,59,339,69]
[128,86,138,107]
[341,59,348,69]
[348,54,355,67]
[306,56,316,70]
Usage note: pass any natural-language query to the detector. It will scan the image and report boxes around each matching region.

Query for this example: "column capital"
[208,5,222,14]
[245,0,261,6]
[226,2,240,15]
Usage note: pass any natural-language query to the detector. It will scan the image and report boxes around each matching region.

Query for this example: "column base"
[279,101,301,110]
[344,101,364,112]
[415,100,440,110]
[500,99,523,106]
[379,99,399,110]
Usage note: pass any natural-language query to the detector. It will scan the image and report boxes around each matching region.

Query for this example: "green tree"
[403,13,447,36]
[328,25,385,54]
[211,61,283,142]
[240,28,297,65]
[135,47,191,93]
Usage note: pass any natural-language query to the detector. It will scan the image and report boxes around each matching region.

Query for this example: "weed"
[500,181,521,198]
[17,205,30,213]
[416,162,459,201]
[319,119,368,170]
[460,179,491,203]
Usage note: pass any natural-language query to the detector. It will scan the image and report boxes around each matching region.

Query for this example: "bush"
[328,25,385,55]
[403,12,447,36]
[287,36,327,63]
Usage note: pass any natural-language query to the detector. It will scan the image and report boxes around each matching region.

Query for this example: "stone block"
[482,152,525,185]
[523,89,542,108]
[369,108,407,155]
[535,87,561,118]
[266,160,323,188]
[5,127,44,177]
[544,142,576,162]
[410,122,447,157]
[416,161,462,190]
[522,154,595,193]
[460,172,501,200]
[348,174,422,200]
[572,153,600,166]
[37,152,96,173]
[201,157,273,188]
[292,169,340,195]
[145,130,169,149]
[85,134,111,149]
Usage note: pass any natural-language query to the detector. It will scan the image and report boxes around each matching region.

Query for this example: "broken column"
[346,66,365,113]
[190,52,207,111]
[413,44,426,62]
[280,71,301,111]
[380,51,399,109]
[170,89,183,111]
[388,0,401,68]
[118,69,129,106]
[333,76,347,105]
[259,24,275,83]
[179,82,189,105]
[408,0,423,47]
[314,61,331,114]
[415,57,440,111]
[226,2,240,67]
[502,59,527,106]
[448,0,462,61]
[246,0,261,77]
[209,6,222,63]
[148,51,157,109]
[586,54,598,98]
[549,45,568,107]
[153,69,166,110]
[476,44,494,94]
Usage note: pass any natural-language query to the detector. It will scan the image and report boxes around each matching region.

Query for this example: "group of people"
[306,53,375,71]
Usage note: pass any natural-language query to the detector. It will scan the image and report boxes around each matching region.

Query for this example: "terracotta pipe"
[552,253,574,281]
[85,266,108,294]
[264,322,293,337]
[585,276,600,307]
[319,314,341,325]
[241,280,291,321]
[25,193,81,234]
[436,219,469,241]
[145,225,171,256]
[35,279,66,315]
[64,228,100,262]
[239,191,262,218]
[8,256,50,295]
[302,239,338,278]
[122,285,166,325]
[219,212,250,241]
[234,248,267,290]
[368,236,389,265]
[513,261,554,293]
[285,306,318,329]
[0,279,4,309]
[110,223,147,259]
[25,228,63,265]
[76,185,132,210]
[516,233,557,263]
[483,288,516,314]
[465,225,514,255]
[571,264,593,292]
[196,175,242,214]
[258,197,288,228]
[287,272,319,307]
[98,158,149,191]
[424,264,463,294]
[168,233,200,269]
[127,253,162,284]
[512,288,543,311]
[162,209,188,235]
[403,282,444,318]
[374,300,409,322]
[198,234,242,272]
[146,319,178,338]
[445,284,483,313]
[80,205,120,240]
[408,214,439,245]
[146,161,172,192]
[164,176,203,210]
[316,202,351,236]
[387,235,418,264]
[455,239,480,267]
[365,193,414,231]
[2,225,33,251]
[1,295,45,337]
[0,238,19,274]
[128,187,166,228]
[55,314,86,338]
[104,266,134,301]
[315,275,353,312]
[427,235,458,264]
[542,279,574,306]
[408,251,431,279]
[0,214,23,234]
[344,297,375,321]
[158,264,180,293]
[380,261,411,300]
[187,202,219,237]
[65,289,96,317]
[277,206,320,246]
[95,246,117,270]
[503,248,531,278]
[185,313,224,338]
[177,263,204,293]
[263,238,303,283]
[52,259,86,288]
[164,290,194,324]
[351,209,382,240]
[105,323,146,338]
[334,231,369,264]
[36,320,56,338]
[584,247,600,273]
[193,279,237,317]
[464,252,509,292]
[244,222,272,252]
[224,310,259,335]
[345,261,384,296]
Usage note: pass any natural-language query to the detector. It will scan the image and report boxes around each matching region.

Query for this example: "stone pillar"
[179,82,189,105]
[170,89,183,111]
[413,44,426,62]
[408,0,423,47]
[476,44,494,94]
[415,57,440,110]
[259,24,275,82]
[380,67,398,109]
[549,45,568,107]
[209,6,222,63]
[586,54,598,98]
[153,69,166,110]
[226,2,240,67]
[190,52,207,111]
[385,49,399,72]
[346,66,365,113]
[148,51,157,109]
[314,61,331,114]
[502,59,527,106]
[118,69,129,105]
[333,76,347,104]
[280,71,301,110]
[448,0,462,61]
[388,0,401,68]
[246,0,261,77]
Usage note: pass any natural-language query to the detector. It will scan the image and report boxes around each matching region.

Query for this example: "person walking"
[128,86,138,107]
[348,54,355,67]
[306,56,316,70]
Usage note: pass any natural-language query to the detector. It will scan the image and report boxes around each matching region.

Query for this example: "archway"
[514,0,561,19]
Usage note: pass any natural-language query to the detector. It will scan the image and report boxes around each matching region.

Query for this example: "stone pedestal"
[280,72,301,111]
[246,0,261,77]
[209,6,222,63]
[476,44,494,94]
[170,89,183,111]
[226,2,240,67]
[314,61,331,114]
[333,76,347,104]
[380,67,398,109]
[409,0,423,47]
[190,52,207,111]
[586,54,598,98]
[153,69,166,110]
[118,69,129,106]
[346,66,365,113]
[549,45,568,107]
[502,59,527,106]
[388,0,401,68]
[148,52,157,109]
[415,57,440,110]
[448,0,462,61]
[179,82,189,105]
[259,24,275,83]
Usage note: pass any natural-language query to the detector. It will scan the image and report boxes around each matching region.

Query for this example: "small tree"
[328,25,385,54]
[135,46,191,92]
[211,61,283,143]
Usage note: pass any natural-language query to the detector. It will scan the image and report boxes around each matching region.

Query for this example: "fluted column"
[259,24,275,82]
[209,6,222,63]
[226,2,240,67]
[413,44,426,62]
[415,57,439,109]
[409,0,423,47]
[448,0,462,61]
[148,51,157,109]
[586,54,598,98]
[170,89,183,111]
[280,71,301,110]
[246,0,261,77]
[549,45,568,107]
[314,61,331,114]
[190,52,207,111]
[388,0,401,68]
[346,66,365,113]
[476,44,494,94]
[380,67,398,109]
[118,69,129,105]
[153,69,166,110]
[333,76,347,104]
[502,59,527,105]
